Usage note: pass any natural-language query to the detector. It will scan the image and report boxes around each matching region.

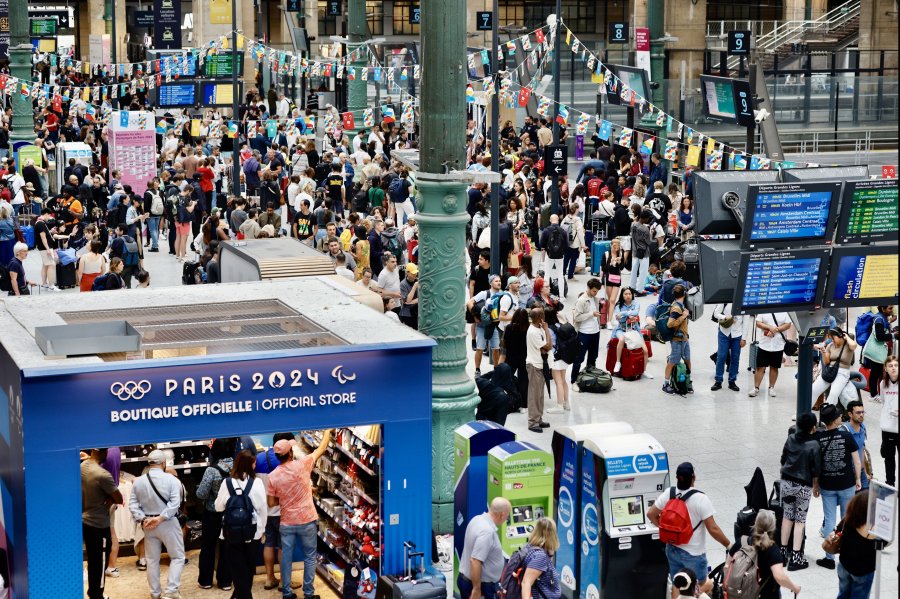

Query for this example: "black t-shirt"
[326,173,344,203]
[728,538,784,599]
[469,265,490,295]
[34,220,56,250]
[836,522,877,576]
[646,192,671,223]
[816,428,859,491]
[293,212,314,240]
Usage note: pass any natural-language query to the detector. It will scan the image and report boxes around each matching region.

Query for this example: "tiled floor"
[21,245,897,598]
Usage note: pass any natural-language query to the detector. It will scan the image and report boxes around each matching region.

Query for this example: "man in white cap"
[129,450,186,599]
[267,431,333,599]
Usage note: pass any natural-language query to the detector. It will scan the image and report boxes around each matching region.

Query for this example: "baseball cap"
[675,462,694,479]
[405,263,418,276]
[273,439,296,456]
[506,276,519,289]
[147,449,167,465]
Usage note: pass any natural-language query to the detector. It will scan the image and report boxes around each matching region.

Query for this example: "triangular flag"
[556,105,569,126]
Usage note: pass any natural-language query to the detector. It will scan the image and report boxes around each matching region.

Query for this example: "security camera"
[753,108,770,124]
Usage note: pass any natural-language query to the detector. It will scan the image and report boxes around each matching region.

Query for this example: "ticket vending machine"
[580,434,670,599]
[551,423,634,599]
[453,421,516,596]
[487,441,555,555]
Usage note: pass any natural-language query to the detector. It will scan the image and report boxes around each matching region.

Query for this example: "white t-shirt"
[653,487,715,556]
[880,380,898,434]
[368,131,384,155]
[756,312,790,352]
[335,266,356,281]
[526,325,547,367]
[377,267,401,296]
[497,293,516,331]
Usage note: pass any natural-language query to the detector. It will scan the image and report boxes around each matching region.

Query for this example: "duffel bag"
[576,366,613,393]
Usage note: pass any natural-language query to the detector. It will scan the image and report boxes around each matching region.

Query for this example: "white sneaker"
[546,406,565,414]
[749,387,759,397]
[643,372,655,380]
[563,402,571,411]
[105,567,120,577]
[768,387,777,397]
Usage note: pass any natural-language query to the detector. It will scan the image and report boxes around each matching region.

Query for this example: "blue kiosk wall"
[5,341,435,599]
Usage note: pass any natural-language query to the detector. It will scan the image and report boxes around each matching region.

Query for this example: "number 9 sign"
[728,30,751,55]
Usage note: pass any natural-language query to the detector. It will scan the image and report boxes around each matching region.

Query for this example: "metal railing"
[706,20,783,39]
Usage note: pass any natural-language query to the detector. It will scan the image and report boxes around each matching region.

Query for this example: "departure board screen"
[741,182,841,249]
[204,53,244,77]
[157,83,197,107]
[734,248,829,314]
[201,82,239,106]
[824,245,899,308]
[837,179,899,244]
[158,52,197,77]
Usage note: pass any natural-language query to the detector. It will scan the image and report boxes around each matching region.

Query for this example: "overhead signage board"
[475,11,492,31]
[201,82,239,107]
[740,182,842,250]
[728,30,751,56]
[204,52,244,78]
[30,18,57,37]
[543,145,568,176]
[28,8,71,29]
[157,82,197,108]
[734,248,829,314]
[410,5,421,24]
[134,11,154,27]
[153,0,182,50]
[326,0,341,17]
[823,245,898,308]
[608,22,628,44]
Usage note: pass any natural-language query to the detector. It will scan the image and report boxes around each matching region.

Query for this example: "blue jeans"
[280,521,317,598]
[715,332,742,383]
[570,331,600,384]
[665,544,709,584]
[837,562,875,599]
[563,246,580,279]
[457,573,499,599]
[148,216,161,249]
[821,487,855,559]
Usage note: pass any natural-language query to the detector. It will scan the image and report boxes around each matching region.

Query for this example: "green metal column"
[647,0,666,119]
[8,0,34,149]
[347,0,368,129]
[418,0,478,533]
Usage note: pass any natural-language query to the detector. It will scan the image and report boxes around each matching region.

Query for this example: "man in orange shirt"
[267,430,332,599]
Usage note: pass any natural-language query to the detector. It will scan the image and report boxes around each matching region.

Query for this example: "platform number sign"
[608,22,628,44]
[476,11,493,31]
[286,0,303,11]
[410,5,421,24]
[326,0,342,17]
[733,79,754,127]
[728,30,751,56]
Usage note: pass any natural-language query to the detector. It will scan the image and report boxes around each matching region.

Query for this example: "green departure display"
[204,53,243,78]
[839,179,899,244]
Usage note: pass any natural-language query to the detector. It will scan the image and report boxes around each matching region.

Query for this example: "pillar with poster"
[109,111,157,195]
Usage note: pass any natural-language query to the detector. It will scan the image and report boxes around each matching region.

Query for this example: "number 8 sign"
[608,22,628,44]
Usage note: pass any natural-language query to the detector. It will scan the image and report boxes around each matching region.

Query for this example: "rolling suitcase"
[590,239,610,276]
[377,541,445,599]
[598,298,608,328]
[606,337,646,381]
[56,262,77,289]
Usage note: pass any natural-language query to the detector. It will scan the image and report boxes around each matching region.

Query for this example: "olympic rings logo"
[110,380,152,401]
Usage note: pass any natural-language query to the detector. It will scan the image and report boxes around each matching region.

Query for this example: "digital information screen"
[201,82,237,106]
[734,248,830,314]
[837,179,899,244]
[204,53,244,77]
[701,75,736,121]
[823,245,898,308]
[157,53,197,77]
[742,182,841,250]
[157,83,197,107]
[605,65,649,107]
[610,496,645,528]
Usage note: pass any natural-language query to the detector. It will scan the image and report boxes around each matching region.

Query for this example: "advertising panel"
[153,0,182,49]
[109,112,158,195]
[579,448,600,599]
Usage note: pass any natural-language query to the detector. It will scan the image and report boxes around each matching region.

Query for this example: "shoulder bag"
[145,471,189,527]
[820,343,845,384]
[772,313,799,356]
[862,319,889,364]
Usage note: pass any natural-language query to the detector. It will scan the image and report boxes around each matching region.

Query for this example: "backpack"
[481,291,513,324]
[91,273,112,291]
[121,236,140,267]
[546,226,566,258]
[388,177,406,202]
[660,278,685,305]
[654,302,676,342]
[855,311,878,347]
[724,537,768,599]
[586,177,602,198]
[0,262,11,293]
[669,362,691,395]
[658,487,703,545]
[381,232,404,262]
[561,218,577,246]
[221,478,256,545]
[149,192,164,216]
[499,546,544,599]
[553,323,580,363]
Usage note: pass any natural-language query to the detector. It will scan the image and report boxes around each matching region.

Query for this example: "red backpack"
[658,487,703,545]
[586,177,603,198]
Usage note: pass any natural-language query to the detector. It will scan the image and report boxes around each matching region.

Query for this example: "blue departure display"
[743,182,841,249]
[736,249,829,313]
[158,83,196,107]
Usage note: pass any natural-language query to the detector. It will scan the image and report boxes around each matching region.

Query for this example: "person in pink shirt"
[266,431,332,599]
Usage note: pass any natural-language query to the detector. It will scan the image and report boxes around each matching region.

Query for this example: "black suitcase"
[377,541,445,599]
[56,262,77,289]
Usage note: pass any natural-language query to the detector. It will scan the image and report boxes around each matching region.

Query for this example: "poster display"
[153,0,181,50]
[209,0,232,24]
[824,245,898,308]
[109,112,157,195]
